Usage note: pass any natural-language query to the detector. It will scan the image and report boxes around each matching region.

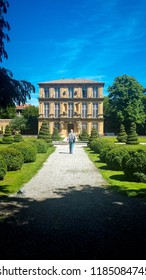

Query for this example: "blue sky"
[2,0,146,106]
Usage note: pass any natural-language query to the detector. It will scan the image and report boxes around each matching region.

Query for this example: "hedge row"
[0,139,50,180]
[88,138,146,183]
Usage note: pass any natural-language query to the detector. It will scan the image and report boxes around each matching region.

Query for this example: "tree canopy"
[0,0,10,62]
[106,75,146,132]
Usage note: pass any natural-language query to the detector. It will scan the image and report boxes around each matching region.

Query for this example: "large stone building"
[38,78,104,137]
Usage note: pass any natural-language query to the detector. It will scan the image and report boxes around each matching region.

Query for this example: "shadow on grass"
[0,185,11,195]
[0,185,146,260]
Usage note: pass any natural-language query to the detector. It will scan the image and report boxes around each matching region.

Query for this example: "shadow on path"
[0,185,146,260]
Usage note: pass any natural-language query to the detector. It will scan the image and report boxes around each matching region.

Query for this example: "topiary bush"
[88,128,98,144]
[106,146,129,171]
[52,127,61,141]
[117,124,127,143]
[0,148,24,171]
[13,133,24,142]
[2,125,14,144]
[28,139,48,153]
[124,150,146,182]
[0,155,7,180]
[126,122,139,145]
[99,143,115,163]
[38,121,52,144]
[11,142,37,163]
[79,129,89,141]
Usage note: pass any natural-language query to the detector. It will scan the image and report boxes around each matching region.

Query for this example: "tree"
[2,124,13,143]
[117,124,127,143]
[79,129,89,141]
[10,115,27,133]
[0,2,35,108]
[107,75,145,132]
[0,67,35,108]
[22,105,39,134]
[52,127,61,141]
[0,0,10,62]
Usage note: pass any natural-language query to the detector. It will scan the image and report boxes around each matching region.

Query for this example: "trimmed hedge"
[0,148,24,171]
[106,146,129,171]
[0,155,7,180]
[124,150,146,182]
[99,143,115,163]
[28,139,48,153]
[11,142,37,163]
[14,133,24,142]
[2,125,13,144]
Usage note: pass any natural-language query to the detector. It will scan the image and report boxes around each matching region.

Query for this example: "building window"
[82,122,87,131]
[93,87,98,98]
[44,87,49,98]
[92,122,98,130]
[54,122,60,130]
[44,103,49,118]
[68,87,74,98]
[55,103,60,118]
[82,87,87,98]
[92,103,98,118]
[54,87,60,98]
[82,102,87,118]
[68,102,73,118]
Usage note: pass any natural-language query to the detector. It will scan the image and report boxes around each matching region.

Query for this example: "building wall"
[0,119,11,134]
[38,80,104,137]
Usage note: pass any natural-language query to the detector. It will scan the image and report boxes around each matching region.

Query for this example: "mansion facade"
[38,78,104,137]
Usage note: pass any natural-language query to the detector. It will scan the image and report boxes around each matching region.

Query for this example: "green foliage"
[38,121,52,144]
[124,151,146,182]
[0,155,7,180]
[22,106,39,135]
[0,106,16,118]
[79,129,89,141]
[126,122,139,145]
[0,0,10,62]
[28,139,48,153]
[99,143,115,163]
[107,75,145,133]
[2,125,13,144]
[106,146,129,171]
[13,133,24,142]
[88,138,110,154]
[52,127,61,141]
[10,115,27,133]
[0,148,24,171]
[117,124,127,143]
[11,142,37,163]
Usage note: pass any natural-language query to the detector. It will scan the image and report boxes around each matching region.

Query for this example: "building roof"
[38,78,105,85]
[16,104,31,110]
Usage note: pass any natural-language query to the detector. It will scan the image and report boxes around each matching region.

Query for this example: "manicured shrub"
[89,138,110,154]
[117,124,127,143]
[52,128,61,141]
[79,129,89,141]
[38,121,52,144]
[13,133,24,142]
[99,143,115,163]
[11,142,37,163]
[126,122,139,145]
[106,146,129,170]
[124,150,146,182]
[28,139,48,153]
[89,128,98,143]
[0,148,24,171]
[2,125,13,144]
[0,155,7,180]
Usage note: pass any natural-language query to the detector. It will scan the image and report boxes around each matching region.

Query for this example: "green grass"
[0,146,55,196]
[102,136,146,143]
[85,147,146,197]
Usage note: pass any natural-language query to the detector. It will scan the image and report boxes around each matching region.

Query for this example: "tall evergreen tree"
[0,0,10,62]
[38,121,52,144]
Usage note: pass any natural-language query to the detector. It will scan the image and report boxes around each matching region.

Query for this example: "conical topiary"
[2,125,14,144]
[14,133,24,142]
[79,129,89,141]
[52,127,61,141]
[126,122,139,145]
[38,121,52,144]
[117,124,127,143]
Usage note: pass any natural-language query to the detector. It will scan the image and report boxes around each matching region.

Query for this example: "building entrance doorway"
[68,123,74,133]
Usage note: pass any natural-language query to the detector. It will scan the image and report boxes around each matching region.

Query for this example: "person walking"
[67,129,76,154]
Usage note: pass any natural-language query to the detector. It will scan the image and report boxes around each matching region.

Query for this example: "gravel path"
[0,144,146,260]
[21,144,107,199]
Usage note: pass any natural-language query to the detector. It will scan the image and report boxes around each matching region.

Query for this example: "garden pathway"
[0,143,146,260]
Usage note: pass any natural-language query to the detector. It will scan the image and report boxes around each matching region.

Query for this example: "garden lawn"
[0,146,55,196]
[85,147,146,197]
